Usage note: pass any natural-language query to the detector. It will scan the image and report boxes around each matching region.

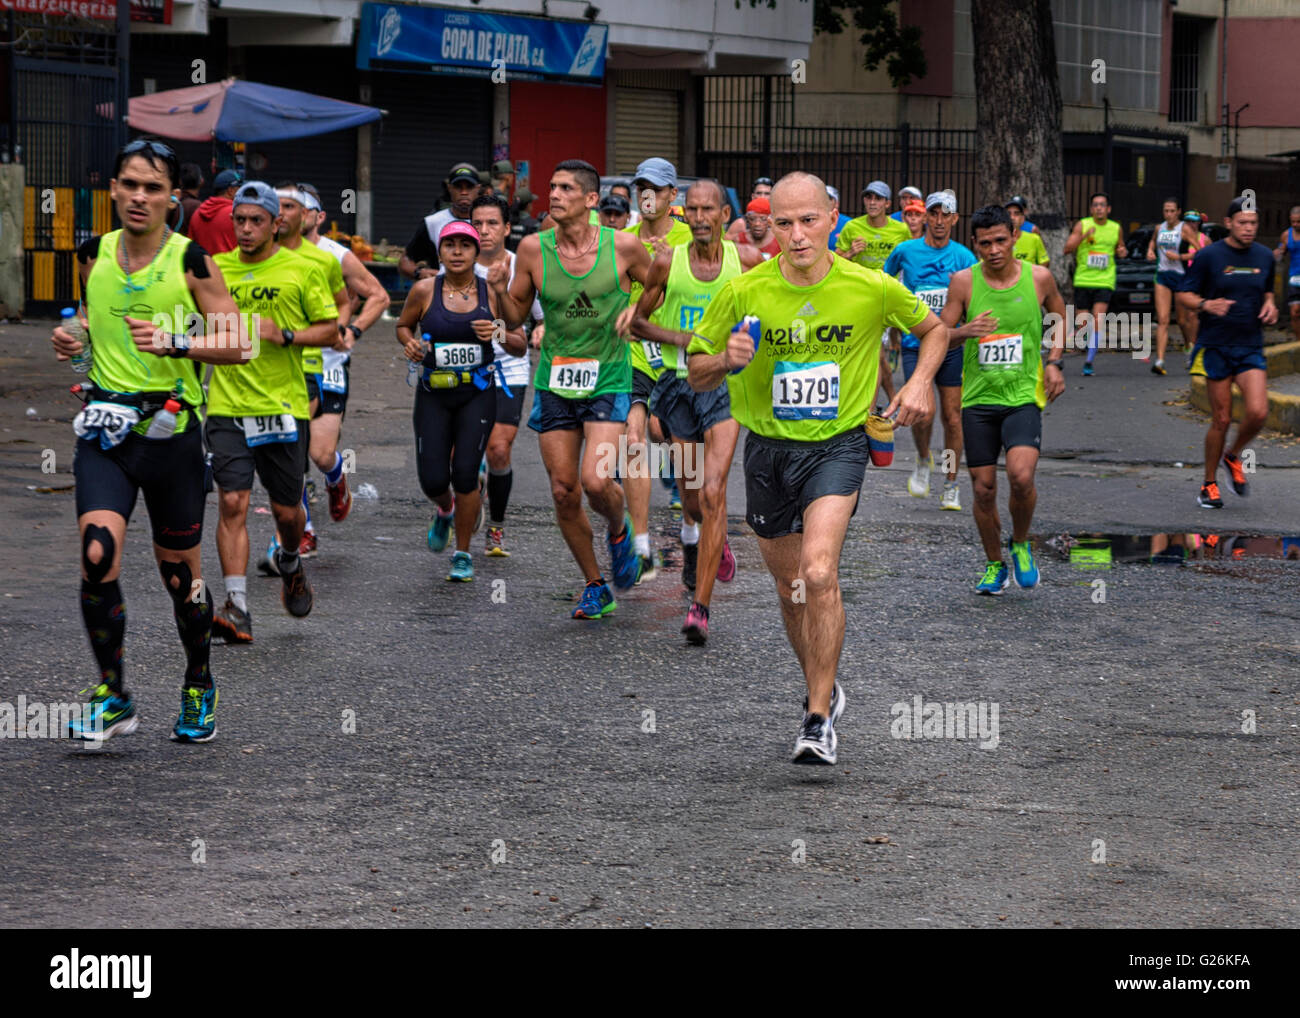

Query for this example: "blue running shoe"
[427,503,453,552]
[447,550,474,582]
[607,512,642,590]
[170,685,218,743]
[1082,361,1094,376]
[1008,538,1040,589]
[257,533,281,577]
[975,560,1010,596]
[68,684,138,742]
[572,579,616,620]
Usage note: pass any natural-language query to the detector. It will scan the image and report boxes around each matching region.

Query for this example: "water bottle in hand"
[62,307,92,374]
[728,316,761,375]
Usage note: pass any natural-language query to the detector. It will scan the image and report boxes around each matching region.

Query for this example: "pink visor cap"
[439,219,481,248]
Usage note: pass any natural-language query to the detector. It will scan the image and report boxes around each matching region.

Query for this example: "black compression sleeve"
[77,235,100,265]
[183,240,211,278]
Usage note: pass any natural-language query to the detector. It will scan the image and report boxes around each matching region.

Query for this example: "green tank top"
[84,229,203,434]
[535,226,631,398]
[962,260,1046,410]
[659,241,742,375]
[1073,218,1120,288]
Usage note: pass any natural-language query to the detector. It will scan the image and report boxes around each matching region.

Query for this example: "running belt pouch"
[865,413,894,467]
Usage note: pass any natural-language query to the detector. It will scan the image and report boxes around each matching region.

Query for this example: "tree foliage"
[739,0,927,88]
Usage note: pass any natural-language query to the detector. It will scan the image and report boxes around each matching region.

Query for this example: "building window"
[1051,0,1162,112]
[1169,15,1202,124]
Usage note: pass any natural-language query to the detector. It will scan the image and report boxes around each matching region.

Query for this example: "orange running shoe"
[1197,482,1223,509]
[1222,453,1249,497]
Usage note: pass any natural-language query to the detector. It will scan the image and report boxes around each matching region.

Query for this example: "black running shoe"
[213,596,253,643]
[681,542,698,591]
[279,556,314,617]
[792,712,837,765]
[1197,481,1224,509]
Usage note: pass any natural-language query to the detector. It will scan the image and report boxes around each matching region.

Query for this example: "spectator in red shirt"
[187,169,242,254]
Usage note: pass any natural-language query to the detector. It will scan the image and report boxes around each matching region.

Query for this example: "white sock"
[304,519,315,534]
[225,575,247,613]
[681,521,700,545]
[634,533,650,557]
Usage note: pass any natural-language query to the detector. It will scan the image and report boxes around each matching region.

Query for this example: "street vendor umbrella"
[102,77,383,143]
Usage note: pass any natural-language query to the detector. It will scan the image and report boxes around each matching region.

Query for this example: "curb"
[1189,375,1300,435]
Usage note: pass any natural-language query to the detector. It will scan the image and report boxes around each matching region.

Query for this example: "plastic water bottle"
[729,316,761,375]
[62,307,92,374]
[144,398,182,440]
[408,332,431,386]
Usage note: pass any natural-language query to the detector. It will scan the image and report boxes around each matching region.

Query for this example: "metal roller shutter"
[366,73,493,249]
[613,88,680,176]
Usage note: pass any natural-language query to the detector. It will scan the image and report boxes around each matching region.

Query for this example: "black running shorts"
[742,427,868,539]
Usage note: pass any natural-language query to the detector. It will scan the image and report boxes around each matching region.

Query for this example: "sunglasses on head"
[123,139,175,159]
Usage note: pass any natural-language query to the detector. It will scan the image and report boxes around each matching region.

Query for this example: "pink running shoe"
[682,601,709,645]
[716,539,736,583]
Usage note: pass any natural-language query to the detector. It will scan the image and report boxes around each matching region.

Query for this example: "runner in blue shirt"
[827,184,851,248]
[1179,197,1278,508]
[882,191,978,510]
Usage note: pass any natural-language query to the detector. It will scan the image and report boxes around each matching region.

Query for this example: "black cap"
[1005,195,1027,212]
[599,193,630,215]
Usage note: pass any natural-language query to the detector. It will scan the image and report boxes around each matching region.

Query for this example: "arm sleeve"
[685,280,741,357]
[882,273,929,334]
[183,240,211,278]
[76,235,101,265]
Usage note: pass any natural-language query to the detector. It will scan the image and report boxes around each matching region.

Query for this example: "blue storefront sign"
[357,3,608,83]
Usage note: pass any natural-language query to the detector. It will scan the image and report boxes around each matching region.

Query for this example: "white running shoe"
[940,480,962,511]
[908,454,933,498]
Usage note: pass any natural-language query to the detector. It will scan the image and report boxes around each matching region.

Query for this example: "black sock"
[172,586,214,690]
[487,468,512,524]
[277,548,301,574]
[81,579,126,694]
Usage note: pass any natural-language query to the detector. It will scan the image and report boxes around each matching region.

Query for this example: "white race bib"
[74,402,142,449]
[243,414,298,447]
[1289,274,1300,288]
[976,333,1024,368]
[433,343,483,369]
[1086,252,1110,271]
[321,363,347,394]
[916,287,948,314]
[548,357,600,399]
[642,340,663,370]
[772,361,839,420]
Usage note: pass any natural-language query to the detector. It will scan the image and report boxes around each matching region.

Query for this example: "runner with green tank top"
[206,182,341,642]
[940,205,1067,596]
[687,171,948,767]
[1065,192,1127,375]
[50,139,250,744]
[621,157,693,580]
[632,179,764,644]
[488,158,653,618]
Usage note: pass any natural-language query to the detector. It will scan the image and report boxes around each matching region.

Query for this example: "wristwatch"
[1045,359,1064,370]
[165,333,191,359]
[281,329,295,347]
[347,323,362,340]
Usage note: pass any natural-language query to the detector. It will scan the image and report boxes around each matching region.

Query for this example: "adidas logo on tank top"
[565,291,600,319]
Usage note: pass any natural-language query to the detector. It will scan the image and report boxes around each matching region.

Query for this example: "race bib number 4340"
[772,361,839,420]
[548,357,600,398]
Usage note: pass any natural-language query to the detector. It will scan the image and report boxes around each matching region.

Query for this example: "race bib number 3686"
[772,361,839,420]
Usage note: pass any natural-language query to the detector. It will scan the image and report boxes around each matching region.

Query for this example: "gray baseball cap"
[633,157,677,189]
[232,180,280,218]
[926,191,957,213]
[863,180,891,199]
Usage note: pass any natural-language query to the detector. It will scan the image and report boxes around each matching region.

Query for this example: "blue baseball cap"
[212,169,243,191]
[232,180,280,219]
[633,157,677,189]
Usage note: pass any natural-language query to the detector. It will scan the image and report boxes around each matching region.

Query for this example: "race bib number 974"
[772,361,839,420]
[243,414,298,447]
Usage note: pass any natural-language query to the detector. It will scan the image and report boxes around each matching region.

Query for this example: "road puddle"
[1037,533,1300,568]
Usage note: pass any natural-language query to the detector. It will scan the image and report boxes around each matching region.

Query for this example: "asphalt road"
[1,321,1297,928]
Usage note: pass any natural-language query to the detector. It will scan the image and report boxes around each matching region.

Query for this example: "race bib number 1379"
[772,361,839,420]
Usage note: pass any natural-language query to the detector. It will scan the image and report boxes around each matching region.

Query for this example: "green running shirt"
[658,241,743,375]
[625,218,693,379]
[282,238,344,375]
[688,256,929,441]
[535,226,632,399]
[961,260,1045,410]
[210,246,337,419]
[1073,218,1120,289]
[835,215,912,270]
[83,230,204,435]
